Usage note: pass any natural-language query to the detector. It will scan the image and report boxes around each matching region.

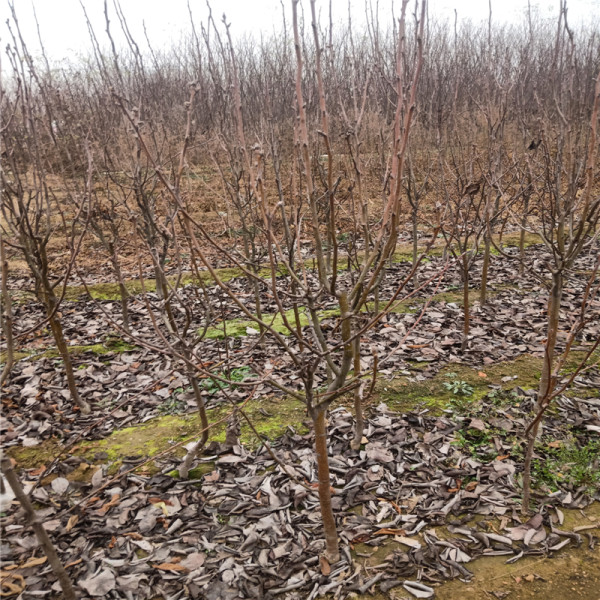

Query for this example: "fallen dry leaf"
[20,556,47,569]
[374,528,407,536]
[65,515,78,532]
[153,563,188,572]
[319,556,331,576]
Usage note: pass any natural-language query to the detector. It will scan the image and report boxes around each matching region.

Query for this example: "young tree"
[517,4,600,512]
[1,18,91,413]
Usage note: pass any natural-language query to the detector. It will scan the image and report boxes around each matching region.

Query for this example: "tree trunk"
[312,408,340,562]
[461,253,470,352]
[412,209,419,288]
[154,266,178,333]
[519,197,529,276]
[1,454,77,600]
[538,271,563,409]
[521,419,540,514]
[351,337,364,450]
[522,271,564,512]
[179,372,210,479]
[1,238,15,385]
[47,302,90,414]
[480,234,491,304]
[113,256,130,334]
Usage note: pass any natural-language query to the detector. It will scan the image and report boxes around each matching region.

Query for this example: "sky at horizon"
[1,0,598,67]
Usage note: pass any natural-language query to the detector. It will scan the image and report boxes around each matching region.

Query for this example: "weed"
[446,395,472,413]
[452,427,498,462]
[443,373,474,412]
[533,439,600,493]
[487,388,520,407]
[200,366,254,394]
[443,375,474,397]
[158,387,188,415]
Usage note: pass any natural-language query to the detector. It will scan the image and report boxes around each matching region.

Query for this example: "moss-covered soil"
[25,230,542,303]
[2,336,136,364]
[375,350,596,415]
[8,393,308,476]
[9,347,596,480]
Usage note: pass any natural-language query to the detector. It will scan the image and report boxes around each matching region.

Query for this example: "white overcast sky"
[1,0,598,65]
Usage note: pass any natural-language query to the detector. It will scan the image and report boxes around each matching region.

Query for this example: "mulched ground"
[1,241,599,598]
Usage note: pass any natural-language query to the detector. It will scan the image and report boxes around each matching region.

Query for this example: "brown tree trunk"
[522,271,564,512]
[46,297,90,414]
[521,419,540,514]
[412,209,419,287]
[519,197,529,276]
[480,234,491,304]
[461,253,470,352]
[179,372,210,479]
[112,255,130,334]
[312,408,340,562]
[1,454,77,600]
[351,337,365,450]
[538,271,563,409]
[1,238,15,385]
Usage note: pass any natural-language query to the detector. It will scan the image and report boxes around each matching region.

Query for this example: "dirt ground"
[435,545,600,600]
[401,504,600,600]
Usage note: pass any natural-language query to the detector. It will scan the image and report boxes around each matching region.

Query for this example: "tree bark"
[461,253,470,352]
[1,454,77,600]
[480,233,491,304]
[1,238,15,385]
[47,305,90,414]
[538,271,563,409]
[351,337,365,450]
[179,372,210,479]
[522,419,540,514]
[312,408,340,562]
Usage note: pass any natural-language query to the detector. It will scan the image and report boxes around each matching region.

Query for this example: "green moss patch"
[9,394,308,475]
[204,307,339,339]
[24,337,136,362]
[377,354,545,415]
[0,350,30,363]
[377,350,597,415]
[65,265,251,302]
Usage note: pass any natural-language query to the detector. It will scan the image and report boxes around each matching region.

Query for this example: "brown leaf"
[181,553,206,571]
[0,572,25,595]
[79,569,116,596]
[149,497,173,505]
[374,528,407,536]
[21,556,47,569]
[319,556,331,576]
[97,493,121,516]
[65,515,78,532]
[204,470,220,482]
[469,418,487,431]
[65,558,83,569]
[154,562,188,572]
